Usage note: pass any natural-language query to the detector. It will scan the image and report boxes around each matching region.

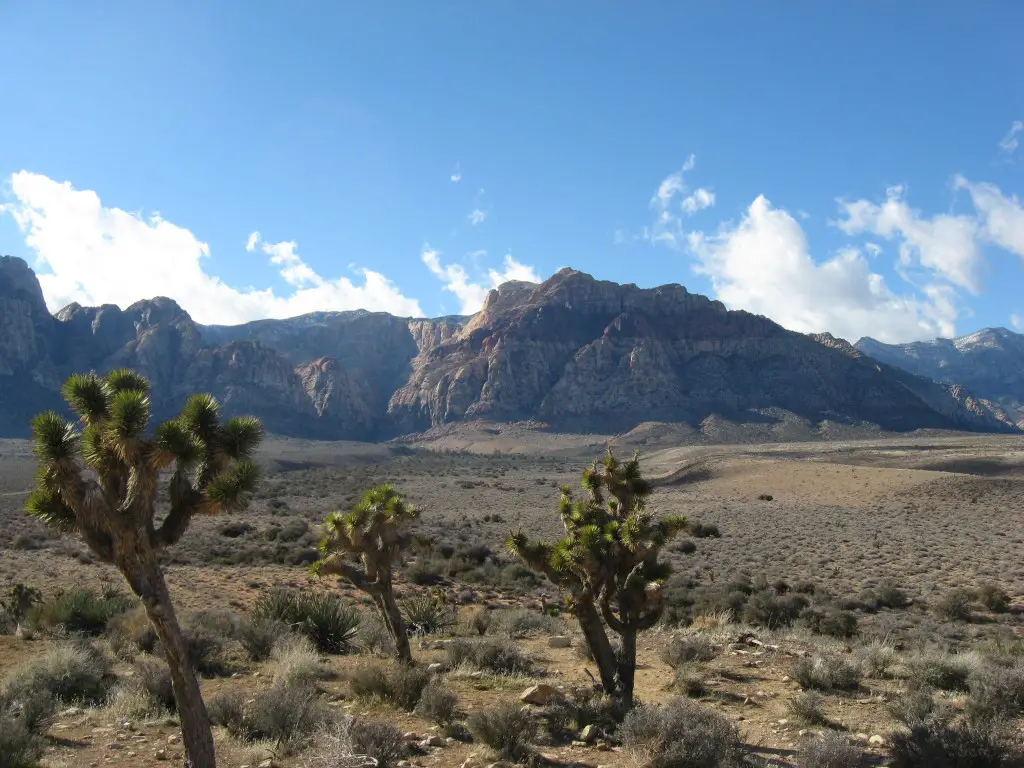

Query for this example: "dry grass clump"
[791,655,861,691]
[2,640,110,728]
[487,608,565,638]
[620,697,746,768]
[272,634,328,688]
[208,680,332,752]
[932,588,975,622]
[307,717,409,768]
[789,691,830,726]
[236,616,293,661]
[468,701,538,764]
[660,633,718,668]
[904,650,979,692]
[445,637,537,676]
[414,677,460,727]
[348,660,432,711]
[110,657,176,720]
[976,583,1010,614]
[798,731,865,768]
[888,716,1021,768]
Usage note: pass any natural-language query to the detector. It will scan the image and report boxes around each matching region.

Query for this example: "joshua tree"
[313,484,418,663]
[508,450,688,708]
[26,370,261,767]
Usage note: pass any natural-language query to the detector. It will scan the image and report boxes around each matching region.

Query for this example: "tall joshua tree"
[313,484,418,664]
[26,370,261,768]
[508,450,688,708]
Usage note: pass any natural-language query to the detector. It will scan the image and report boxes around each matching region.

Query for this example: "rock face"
[0,256,1018,438]
[857,329,1024,427]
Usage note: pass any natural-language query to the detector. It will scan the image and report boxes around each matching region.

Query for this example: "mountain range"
[1,254,1020,440]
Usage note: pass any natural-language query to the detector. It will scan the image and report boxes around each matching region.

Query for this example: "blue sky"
[1,2,1022,342]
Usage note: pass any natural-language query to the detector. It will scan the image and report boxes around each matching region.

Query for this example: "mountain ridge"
[0,255,1018,439]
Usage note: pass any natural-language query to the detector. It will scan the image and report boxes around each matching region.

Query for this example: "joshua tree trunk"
[377,580,412,664]
[617,626,638,709]
[120,543,216,768]
[574,600,620,696]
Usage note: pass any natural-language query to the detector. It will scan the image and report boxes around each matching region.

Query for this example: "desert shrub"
[468,702,538,763]
[406,558,445,586]
[789,691,829,725]
[661,634,717,668]
[690,522,721,539]
[415,678,459,726]
[888,717,1020,768]
[671,538,698,555]
[467,607,491,636]
[2,641,110,721]
[0,703,41,768]
[28,587,133,636]
[349,661,432,711]
[489,608,564,638]
[174,621,229,676]
[400,594,456,635]
[252,589,360,654]
[107,606,158,658]
[801,607,858,639]
[110,657,176,720]
[792,655,861,691]
[348,718,409,768]
[236,617,292,662]
[976,583,1011,614]
[672,664,708,698]
[541,685,626,743]
[965,661,1024,722]
[691,586,746,621]
[798,731,865,768]
[875,580,910,609]
[933,588,974,622]
[621,697,745,768]
[906,651,975,692]
[888,680,936,727]
[209,681,331,750]
[272,634,326,688]
[356,614,397,657]
[445,638,536,676]
[853,641,899,679]
[134,656,177,712]
[743,590,808,629]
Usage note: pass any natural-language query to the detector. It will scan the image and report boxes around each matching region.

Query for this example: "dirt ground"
[1,425,1022,767]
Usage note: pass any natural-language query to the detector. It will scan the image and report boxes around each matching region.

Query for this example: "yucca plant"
[25,369,261,767]
[313,484,419,663]
[508,450,690,708]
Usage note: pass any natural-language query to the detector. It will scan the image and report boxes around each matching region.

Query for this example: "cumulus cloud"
[468,208,487,225]
[688,195,959,343]
[646,154,715,248]
[4,171,423,324]
[450,163,462,183]
[1011,313,1024,331]
[834,185,982,292]
[422,247,541,314]
[999,121,1023,158]
[953,176,1024,260]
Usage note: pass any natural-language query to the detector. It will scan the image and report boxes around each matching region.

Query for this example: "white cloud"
[450,163,462,183]
[647,155,714,248]
[681,188,715,214]
[468,208,487,226]
[4,171,424,324]
[834,185,982,292]
[422,247,541,314]
[688,195,959,343]
[1011,313,1024,331]
[999,121,1023,157]
[953,176,1024,260]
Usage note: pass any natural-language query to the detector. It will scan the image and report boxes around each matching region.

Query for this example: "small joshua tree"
[508,450,688,708]
[314,484,419,663]
[26,370,261,768]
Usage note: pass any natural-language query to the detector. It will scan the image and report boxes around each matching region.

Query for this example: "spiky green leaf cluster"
[26,369,263,558]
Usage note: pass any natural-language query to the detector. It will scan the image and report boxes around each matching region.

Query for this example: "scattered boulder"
[520,683,561,705]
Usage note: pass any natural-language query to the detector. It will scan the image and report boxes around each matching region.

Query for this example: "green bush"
[236,617,292,662]
[792,656,861,691]
[0,704,41,768]
[743,591,808,628]
[28,587,133,636]
[621,697,746,768]
[400,594,456,635]
[801,607,858,639]
[445,638,536,676]
[906,652,975,692]
[468,702,538,763]
[252,589,360,654]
